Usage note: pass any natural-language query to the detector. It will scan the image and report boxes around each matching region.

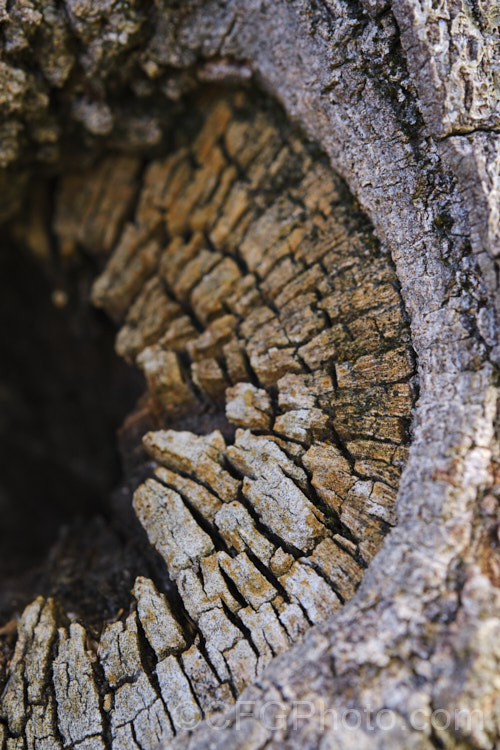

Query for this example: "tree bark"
[0,1,499,749]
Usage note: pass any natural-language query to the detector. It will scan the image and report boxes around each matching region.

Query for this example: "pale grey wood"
[0,1,498,748]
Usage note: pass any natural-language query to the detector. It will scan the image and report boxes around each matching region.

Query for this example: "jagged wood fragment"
[181,643,234,715]
[99,614,143,688]
[133,479,215,577]
[111,672,173,750]
[52,623,105,749]
[133,577,186,660]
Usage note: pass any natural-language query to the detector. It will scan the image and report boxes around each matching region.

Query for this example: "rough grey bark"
[0,1,499,749]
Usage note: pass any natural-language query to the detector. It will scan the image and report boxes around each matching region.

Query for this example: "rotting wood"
[0,90,415,748]
[0,0,499,748]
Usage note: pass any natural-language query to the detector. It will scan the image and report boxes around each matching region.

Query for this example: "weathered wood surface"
[0,89,415,748]
[0,0,499,748]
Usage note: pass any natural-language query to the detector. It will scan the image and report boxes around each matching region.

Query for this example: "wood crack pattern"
[0,89,416,749]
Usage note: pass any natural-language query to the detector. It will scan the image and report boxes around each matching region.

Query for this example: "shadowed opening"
[0,228,144,621]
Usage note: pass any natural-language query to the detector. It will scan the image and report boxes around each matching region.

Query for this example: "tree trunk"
[0,1,499,749]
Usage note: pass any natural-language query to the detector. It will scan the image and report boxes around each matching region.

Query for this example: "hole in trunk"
[0,229,144,621]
